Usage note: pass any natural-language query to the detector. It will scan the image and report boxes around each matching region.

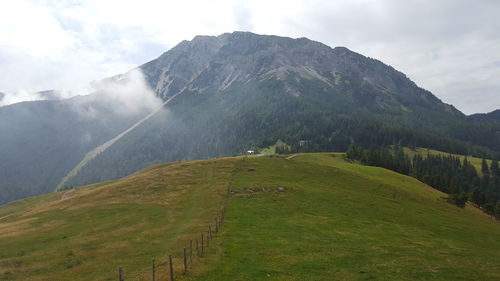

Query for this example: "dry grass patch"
[0,158,238,281]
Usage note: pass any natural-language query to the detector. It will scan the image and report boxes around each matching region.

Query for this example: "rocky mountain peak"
[138,31,461,117]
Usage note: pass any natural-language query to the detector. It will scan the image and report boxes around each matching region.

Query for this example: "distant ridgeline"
[344,145,500,219]
[271,115,500,160]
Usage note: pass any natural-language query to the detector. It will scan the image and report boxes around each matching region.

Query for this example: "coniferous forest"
[343,145,500,219]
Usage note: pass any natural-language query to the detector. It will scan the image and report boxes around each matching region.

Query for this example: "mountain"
[450,110,500,154]
[1,32,499,204]
[36,89,62,100]
[1,154,499,280]
[469,109,500,121]
[0,90,67,109]
[141,32,462,122]
[0,93,156,205]
[61,32,481,188]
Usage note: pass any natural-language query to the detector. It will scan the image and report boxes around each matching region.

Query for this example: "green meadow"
[404,147,492,175]
[0,160,234,281]
[1,154,499,281]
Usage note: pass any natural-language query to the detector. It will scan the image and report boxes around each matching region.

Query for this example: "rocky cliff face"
[139,32,462,117]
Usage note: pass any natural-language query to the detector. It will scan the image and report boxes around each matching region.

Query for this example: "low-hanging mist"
[0,69,165,204]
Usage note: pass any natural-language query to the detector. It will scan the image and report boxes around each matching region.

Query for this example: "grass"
[180,154,500,281]
[404,147,492,175]
[1,153,499,281]
[0,159,236,281]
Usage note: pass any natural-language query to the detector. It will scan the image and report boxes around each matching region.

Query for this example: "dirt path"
[60,189,75,200]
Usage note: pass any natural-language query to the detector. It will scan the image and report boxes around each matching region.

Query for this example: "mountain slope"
[186,154,500,281]
[469,109,500,121]
[2,32,499,204]
[61,32,482,188]
[0,95,151,204]
[0,158,233,281]
[141,32,462,122]
[451,110,500,153]
[1,154,499,280]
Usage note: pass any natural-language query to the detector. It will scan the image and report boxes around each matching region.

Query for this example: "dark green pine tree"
[482,159,490,175]
[491,160,500,177]
[470,188,484,206]
[495,202,500,220]
[484,203,496,219]
[346,144,360,160]
[480,175,491,192]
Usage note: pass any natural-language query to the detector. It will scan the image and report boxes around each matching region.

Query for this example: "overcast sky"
[0,0,499,114]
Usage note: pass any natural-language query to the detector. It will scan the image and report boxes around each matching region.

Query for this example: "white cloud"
[0,1,74,55]
[0,0,499,114]
[0,89,44,106]
[91,68,163,117]
[67,68,163,121]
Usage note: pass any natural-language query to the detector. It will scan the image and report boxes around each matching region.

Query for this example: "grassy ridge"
[404,147,492,175]
[0,159,236,281]
[1,154,499,281]
[181,154,500,281]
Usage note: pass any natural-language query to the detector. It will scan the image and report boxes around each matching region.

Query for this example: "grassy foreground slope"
[0,159,235,281]
[1,154,499,281]
[182,154,500,281]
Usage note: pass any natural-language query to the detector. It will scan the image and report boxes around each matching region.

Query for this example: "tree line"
[344,145,500,220]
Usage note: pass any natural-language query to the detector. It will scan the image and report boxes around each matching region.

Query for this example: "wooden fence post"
[196,239,199,257]
[189,240,193,265]
[118,266,124,281]
[207,230,210,247]
[201,234,204,257]
[209,225,212,240]
[215,217,218,233]
[169,255,174,281]
[152,258,156,281]
[183,248,187,275]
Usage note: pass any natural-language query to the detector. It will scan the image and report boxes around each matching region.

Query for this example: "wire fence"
[117,187,230,281]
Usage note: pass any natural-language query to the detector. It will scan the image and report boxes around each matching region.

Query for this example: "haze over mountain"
[0,70,162,204]
[1,32,499,204]
[0,89,67,106]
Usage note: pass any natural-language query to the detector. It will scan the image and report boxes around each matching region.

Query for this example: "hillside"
[0,158,233,281]
[1,154,499,281]
[61,32,497,190]
[0,95,151,205]
[1,32,500,205]
[469,109,500,121]
[404,147,491,175]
